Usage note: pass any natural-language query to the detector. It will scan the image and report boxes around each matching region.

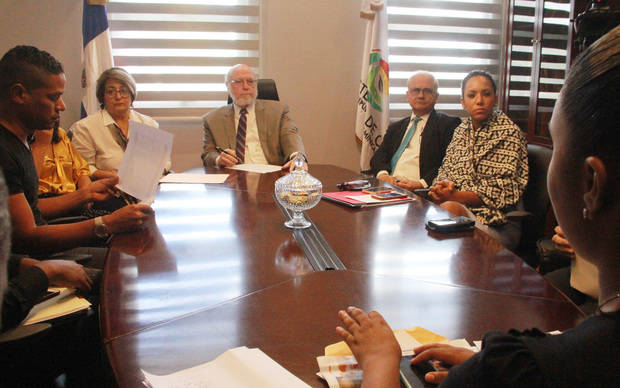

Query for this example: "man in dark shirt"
[0,45,153,255]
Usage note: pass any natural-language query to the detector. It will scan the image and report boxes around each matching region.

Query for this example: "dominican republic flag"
[355,0,389,172]
[81,0,114,118]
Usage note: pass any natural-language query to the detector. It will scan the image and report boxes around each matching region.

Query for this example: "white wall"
[0,0,366,172]
[260,0,365,172]
[0,0,83,132]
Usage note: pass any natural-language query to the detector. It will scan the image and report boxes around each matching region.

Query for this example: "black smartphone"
[336,179,371,191]
[400,356,438,387]
[426,216,475,233]
[362,186,392,194]
[371,192,409,200]
[413,188,431,199]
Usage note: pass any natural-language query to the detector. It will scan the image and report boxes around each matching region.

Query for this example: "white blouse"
[70,109,159,174]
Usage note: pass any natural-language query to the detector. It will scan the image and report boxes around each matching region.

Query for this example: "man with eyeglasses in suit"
[201,64,305,172]
[370,71,461,191]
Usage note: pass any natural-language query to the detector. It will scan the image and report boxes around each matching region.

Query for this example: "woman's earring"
[583,207,590,220]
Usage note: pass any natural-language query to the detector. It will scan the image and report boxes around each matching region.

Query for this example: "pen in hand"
[215,147,241,164]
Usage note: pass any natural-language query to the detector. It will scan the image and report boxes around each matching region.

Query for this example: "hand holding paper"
[117,121,173,201]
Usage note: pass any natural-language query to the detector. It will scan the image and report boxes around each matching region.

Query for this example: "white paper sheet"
[394,329,423,356]
[117,122,173,200]
[159,173,228,184]
[142,346,310,388]
[226,164,282,174]
[22,288,91,325]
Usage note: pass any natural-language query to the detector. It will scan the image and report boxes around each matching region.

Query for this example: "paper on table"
[117,122,173,200]
[159,173,228,184]
[345,194,412,204]
[394,329,423,356]
[226,164,282,174]
[142,346,310,388]
[22,287,91,325]
[316,355,362,388]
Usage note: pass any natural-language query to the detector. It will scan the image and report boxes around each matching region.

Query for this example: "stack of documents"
[322,190,413,208]
[142,346,310,388]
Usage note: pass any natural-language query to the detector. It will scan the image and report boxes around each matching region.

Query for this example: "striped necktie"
[235,108,248,163]
[390,116,422,171]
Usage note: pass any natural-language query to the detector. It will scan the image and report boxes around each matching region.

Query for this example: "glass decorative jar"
[274,155,322,229]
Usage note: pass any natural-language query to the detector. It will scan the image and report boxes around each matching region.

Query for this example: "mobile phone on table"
[400,356,439,387]
[336,179,371,191]
[362,186,392,194]
[371,192,408,200]
[413,188,431,199]
[426,216,475,233]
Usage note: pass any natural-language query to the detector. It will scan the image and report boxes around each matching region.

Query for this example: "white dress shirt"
[233,103,268,164]
[381,112,430,187]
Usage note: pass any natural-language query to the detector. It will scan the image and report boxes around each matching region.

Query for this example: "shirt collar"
[102,108,137,127]
[0,123,30,149]
[410,111,431,124]
[234,101,255,116]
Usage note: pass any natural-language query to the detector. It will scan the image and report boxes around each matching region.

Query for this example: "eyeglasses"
[105,87,131,97]
[229,79,257,87]
[408,88,435,96]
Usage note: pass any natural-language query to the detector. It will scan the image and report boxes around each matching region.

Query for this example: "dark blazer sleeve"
[2,256,48,331]
[369,117,409,175]
[419,111,461,184]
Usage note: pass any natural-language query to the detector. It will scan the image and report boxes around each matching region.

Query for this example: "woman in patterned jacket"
[428,70,528,249]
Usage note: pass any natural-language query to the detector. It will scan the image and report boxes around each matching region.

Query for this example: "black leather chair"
[227,78,280,104]
[508,143,553,267]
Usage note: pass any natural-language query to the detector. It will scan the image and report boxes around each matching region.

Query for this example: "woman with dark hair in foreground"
[337,26,620,387]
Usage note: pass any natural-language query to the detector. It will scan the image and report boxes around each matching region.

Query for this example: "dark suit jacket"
[370,109,461,183]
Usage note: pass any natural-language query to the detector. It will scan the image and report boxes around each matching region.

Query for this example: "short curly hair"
[96,67,137,108]
[0,45,63,99]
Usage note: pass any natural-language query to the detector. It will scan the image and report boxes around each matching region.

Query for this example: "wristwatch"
[94,216,110,239]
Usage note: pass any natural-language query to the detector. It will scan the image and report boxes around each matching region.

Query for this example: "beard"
[232,92,257,108]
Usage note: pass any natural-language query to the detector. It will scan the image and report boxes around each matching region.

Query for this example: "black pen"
[215,147,241,163]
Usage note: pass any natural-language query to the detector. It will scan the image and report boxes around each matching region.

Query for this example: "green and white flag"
[356,0,389,171]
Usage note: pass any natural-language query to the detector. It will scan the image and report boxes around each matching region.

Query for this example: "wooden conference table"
[102,165,583,387]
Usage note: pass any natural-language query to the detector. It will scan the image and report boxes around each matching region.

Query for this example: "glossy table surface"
[102,165,583,387]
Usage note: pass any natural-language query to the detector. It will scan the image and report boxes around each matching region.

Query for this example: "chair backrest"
[226,79,279,104]
[520,143,553,253]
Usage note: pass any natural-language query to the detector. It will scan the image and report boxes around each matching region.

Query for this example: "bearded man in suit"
[201,64,305,172]
[370,71,461,190]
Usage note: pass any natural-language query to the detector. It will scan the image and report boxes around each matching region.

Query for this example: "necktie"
[390,116,422,171]
[235,108,248,163]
